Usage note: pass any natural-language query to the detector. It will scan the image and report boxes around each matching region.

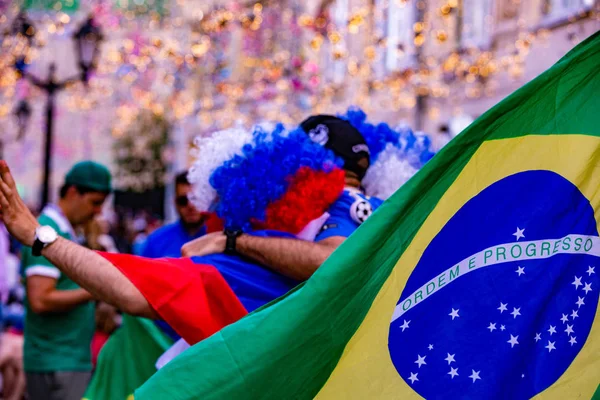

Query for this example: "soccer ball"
[351,199,373,224]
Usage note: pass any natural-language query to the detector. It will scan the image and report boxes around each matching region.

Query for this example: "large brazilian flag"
[135,32,600,399]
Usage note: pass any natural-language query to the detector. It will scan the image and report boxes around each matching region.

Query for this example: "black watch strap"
[32,239,45,257]
[224,230,243,255]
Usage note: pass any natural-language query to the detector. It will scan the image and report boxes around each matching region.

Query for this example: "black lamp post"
[18,15,103,208]
[7,11,37,73]
[14,99,32,141]
[0,98,32,160]
[73,16,104,84]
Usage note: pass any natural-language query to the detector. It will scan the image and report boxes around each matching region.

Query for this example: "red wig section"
[258,166,345,234]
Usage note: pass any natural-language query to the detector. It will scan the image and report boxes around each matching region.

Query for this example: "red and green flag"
[83,315,173,400]
[135,32,600,399]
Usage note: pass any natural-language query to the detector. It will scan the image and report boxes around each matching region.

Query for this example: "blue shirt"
[316,188,384,242]
[140,221,207,259]
[192,230,302,313]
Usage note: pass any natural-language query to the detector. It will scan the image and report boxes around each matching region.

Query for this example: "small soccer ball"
[351,199,373,224]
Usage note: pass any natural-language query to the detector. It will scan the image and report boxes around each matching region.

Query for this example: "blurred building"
[0,0,597,209]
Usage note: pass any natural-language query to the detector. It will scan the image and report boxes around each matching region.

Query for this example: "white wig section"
[362,143,419,200]
[187,128,254,211]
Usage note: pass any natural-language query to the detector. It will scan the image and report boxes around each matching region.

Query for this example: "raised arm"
[0,161,156,319]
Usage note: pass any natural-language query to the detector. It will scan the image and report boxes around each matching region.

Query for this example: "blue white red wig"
[188,108,435,233]
[189,126,344,233]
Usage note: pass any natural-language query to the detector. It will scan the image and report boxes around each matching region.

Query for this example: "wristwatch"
[32,225,59,257]
[224,230,243,255]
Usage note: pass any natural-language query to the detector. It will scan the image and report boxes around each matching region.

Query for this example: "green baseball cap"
[65,161,112,193]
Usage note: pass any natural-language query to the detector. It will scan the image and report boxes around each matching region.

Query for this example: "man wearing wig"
[0,111,430,353]
[182,115,384,281]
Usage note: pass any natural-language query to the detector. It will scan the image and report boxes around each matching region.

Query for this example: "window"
[543,0,593,19]
[331,0,349,83]
[386,0,415,71]
[461,0,493,48]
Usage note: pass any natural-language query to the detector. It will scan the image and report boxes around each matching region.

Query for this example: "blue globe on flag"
[388,170,599,399]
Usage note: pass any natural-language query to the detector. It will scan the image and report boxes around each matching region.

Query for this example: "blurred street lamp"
[10,10,36,45]
[14,15,104,207]
[73,16,104,83]
[14,99,32,141]
[7,11,37,73]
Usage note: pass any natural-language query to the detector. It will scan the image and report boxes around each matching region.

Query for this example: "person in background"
[20,161,112,400]
[0,223,25,400]
[140,172,206,259]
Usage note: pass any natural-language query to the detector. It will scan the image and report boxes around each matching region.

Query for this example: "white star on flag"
[498,303,508,313]
[449,308,460,320]
[445,353,456,365]
[565,325,574,335]
[534,333,541,342]
[513,227,525,241]
[515,266,525,276]
[508,335,519,348]
[487,323,497,332]
[547,325,557,335]
[469,370,482,383]
[569,337,577,346]
[428,344,434,350]
[587,266,595,276]
[576,297,585,308]
[572,276,583,289]
[414,355,427,368]
[582,282,593,294]
[448,367,459,379]
[545,341,556,352]
[571,310,579,319]
[400,320,411,332]
[408,372,418,383]
[560,314,569,324]
[511,307,521,319]
[500,325,506,331]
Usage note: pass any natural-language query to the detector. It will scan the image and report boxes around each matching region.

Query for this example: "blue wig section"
[340,107,435,168]
[210,126,343,232]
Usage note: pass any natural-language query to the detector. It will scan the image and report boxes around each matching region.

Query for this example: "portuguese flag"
[135,33,600,399]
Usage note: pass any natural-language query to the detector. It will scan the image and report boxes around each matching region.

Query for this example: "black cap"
[300,115,370,180]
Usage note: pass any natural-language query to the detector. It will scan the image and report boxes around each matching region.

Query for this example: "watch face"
[36,226,58,244]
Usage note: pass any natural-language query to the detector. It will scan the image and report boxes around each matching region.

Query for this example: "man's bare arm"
[26,275,92,314]
[182,232,346,281]
[236,235,345,281]
[0,161,156,319]
[41,237,158,319]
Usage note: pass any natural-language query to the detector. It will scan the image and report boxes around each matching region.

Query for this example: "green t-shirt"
[21,207,95,373]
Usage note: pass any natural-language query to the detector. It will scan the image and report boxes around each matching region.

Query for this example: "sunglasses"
[175,196,190,207]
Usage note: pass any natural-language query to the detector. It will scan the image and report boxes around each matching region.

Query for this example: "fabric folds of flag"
[83,315,173,400]
[133,32,600,399]
[98,253,248,345]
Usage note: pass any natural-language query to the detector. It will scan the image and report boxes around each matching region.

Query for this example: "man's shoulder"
[38,214,61,231]
[328,189,383,212]
[148,221,181,238]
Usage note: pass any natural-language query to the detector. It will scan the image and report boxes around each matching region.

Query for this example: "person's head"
[300,115,370,183]
[175,171,204,227]
[59,161,112,226]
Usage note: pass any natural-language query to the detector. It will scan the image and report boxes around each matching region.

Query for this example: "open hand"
[181,231,226,258]
[0,161,39,247]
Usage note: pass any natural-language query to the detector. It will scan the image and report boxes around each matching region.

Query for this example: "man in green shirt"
[21,161,112,400]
